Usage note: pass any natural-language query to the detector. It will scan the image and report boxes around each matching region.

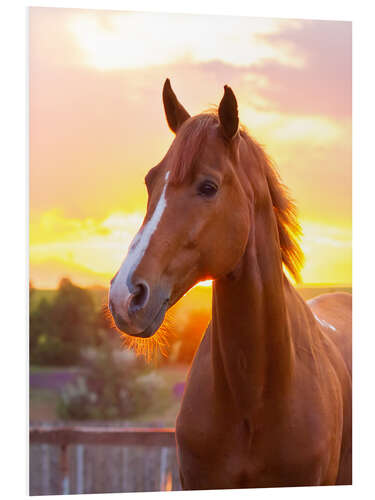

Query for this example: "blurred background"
[29,7,351,495]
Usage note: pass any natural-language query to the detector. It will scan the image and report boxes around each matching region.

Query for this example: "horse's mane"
[169,112,304,283]
[250,137,304,283]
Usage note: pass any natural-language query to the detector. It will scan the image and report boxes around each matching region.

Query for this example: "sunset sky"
[29,7,352,289]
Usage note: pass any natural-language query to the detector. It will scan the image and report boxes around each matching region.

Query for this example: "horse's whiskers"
[102,297,176,362]
[119,311,176,363]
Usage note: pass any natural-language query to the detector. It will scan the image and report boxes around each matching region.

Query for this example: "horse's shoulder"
[307,292,351,331]
[307,292,352,379]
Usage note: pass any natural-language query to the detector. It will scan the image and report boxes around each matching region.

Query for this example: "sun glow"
[30,208,351,289]
[68,12,304,71]
[198,280,213,288]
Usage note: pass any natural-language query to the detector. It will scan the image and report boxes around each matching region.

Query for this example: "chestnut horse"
[109,80,352,489]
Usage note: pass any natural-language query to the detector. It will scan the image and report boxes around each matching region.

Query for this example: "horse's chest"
[176,378,263,488]
[176,412,327,489]
[176,379,334,489]
[176,413,260,489]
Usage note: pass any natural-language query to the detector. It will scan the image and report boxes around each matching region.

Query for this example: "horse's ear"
[162,79,190,134]
[218,85,239,140]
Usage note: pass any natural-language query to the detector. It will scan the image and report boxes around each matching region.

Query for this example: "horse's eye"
[197,180,218,197]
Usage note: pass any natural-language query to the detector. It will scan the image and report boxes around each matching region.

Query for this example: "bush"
[32,334,78,366]
[57,376,98,420]
[129,371,168,415]
[57,345,169,421]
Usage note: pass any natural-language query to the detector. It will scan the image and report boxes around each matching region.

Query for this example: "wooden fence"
[29,426,180,495]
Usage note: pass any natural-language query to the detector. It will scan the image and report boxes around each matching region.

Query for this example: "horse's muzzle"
[108,280,170,337]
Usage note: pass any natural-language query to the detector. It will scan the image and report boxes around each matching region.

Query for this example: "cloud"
[247,20,352,119]
[29,212,352,288]
[30,10,351,224]
[30,211,144,281]
[30,7,85,68]
[30,258,110,289]
[67,11,303,70]
[300,220,352,284]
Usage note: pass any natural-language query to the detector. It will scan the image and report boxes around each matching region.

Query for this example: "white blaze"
[109,171,170,317]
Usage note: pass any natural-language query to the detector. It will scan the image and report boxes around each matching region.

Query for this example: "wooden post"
[122,447,128,492]
[159,446,169,490]
[41,444,50,495]
[76,444,84,494]
[60,444,69,495]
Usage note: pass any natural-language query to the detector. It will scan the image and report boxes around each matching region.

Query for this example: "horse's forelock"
[169,113,219,184]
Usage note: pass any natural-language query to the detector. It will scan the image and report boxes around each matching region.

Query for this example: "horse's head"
[109,80,260,337]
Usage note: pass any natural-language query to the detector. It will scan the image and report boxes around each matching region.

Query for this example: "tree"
[29,297,54,363]
[51,278,96,347]
[29,278,100,366]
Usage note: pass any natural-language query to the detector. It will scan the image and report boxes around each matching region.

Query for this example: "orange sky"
[29,7,352,289]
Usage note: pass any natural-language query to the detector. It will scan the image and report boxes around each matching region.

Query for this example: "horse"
[108,79,352,489]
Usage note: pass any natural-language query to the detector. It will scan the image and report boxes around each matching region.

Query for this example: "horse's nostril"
[128,281,150,315]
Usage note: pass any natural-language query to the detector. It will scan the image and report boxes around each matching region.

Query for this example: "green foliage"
[52,278,96,346]
[34,334,78,366]
[30,298,54,363]
[29,278,103,366]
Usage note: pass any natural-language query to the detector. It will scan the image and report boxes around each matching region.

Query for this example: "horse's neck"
[211,204,295,417]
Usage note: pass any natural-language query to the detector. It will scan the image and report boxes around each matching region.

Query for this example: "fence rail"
[30,426,176,447]
[29,426,179,495]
